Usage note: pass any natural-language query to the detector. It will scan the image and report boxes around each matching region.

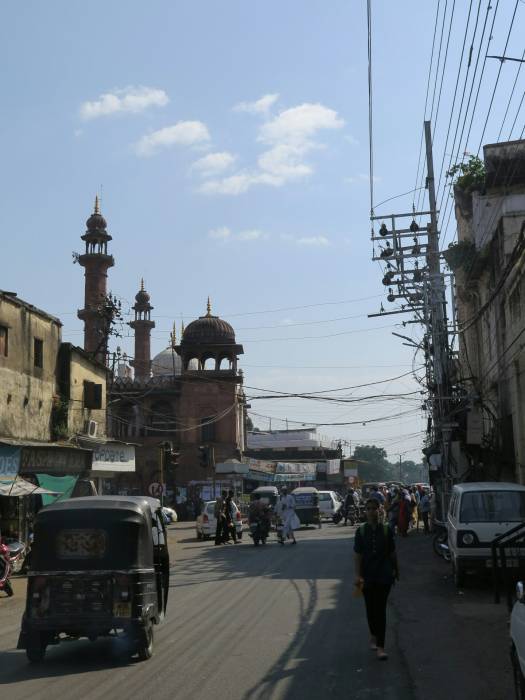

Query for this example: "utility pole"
[368,120,453,520]
[399,454,402,483]
[424,120,451,518]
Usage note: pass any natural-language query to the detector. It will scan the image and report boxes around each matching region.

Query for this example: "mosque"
[76,199,247,500]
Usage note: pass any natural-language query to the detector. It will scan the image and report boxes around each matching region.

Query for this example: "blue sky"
[2,1,523,460]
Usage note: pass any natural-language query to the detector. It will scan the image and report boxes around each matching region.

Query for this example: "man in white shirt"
[276,487,297,545]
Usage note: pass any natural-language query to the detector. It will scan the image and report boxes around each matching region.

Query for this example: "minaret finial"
[206,296,212,316]
[140,278,145,291]
[170,321,177,348]
[181,320,185,336]
[94,195,100,214]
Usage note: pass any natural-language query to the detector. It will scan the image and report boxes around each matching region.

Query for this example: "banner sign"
[21,447,89,474]
[0,446,20,479]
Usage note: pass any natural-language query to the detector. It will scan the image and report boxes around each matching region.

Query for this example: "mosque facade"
[76,200,247,501]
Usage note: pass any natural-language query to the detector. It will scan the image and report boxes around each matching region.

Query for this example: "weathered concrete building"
[449,139,525,483]
[0,290,62,441]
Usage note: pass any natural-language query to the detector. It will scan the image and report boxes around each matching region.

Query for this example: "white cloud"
[135,121,210,156]
[259,103,344,146]
[209,226,231,240]
[208,226,268,242]
[192,151,236,177]
[237,229,266,241]
[295,235,331,246]
[201,102,344,196]
[234,93,279,115]
[79,86,169,120]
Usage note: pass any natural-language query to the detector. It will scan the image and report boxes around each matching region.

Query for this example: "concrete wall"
[0,295,61,441]
[68,348,107,438]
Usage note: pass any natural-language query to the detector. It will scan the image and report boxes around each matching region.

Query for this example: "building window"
[0,326,7,357]
[83,381,103,409]
[201,416,216,443]
[34,338,43,368]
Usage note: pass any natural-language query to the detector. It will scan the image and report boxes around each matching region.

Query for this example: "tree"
[353,445,394,483]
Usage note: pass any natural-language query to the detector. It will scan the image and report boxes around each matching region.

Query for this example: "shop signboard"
[21,446,90,475]
[91,443,135,473]
[0,446,20,479]
[275,462,316,475]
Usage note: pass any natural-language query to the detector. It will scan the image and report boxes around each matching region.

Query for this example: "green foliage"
[447,155,485,192]
[353,445,428,484]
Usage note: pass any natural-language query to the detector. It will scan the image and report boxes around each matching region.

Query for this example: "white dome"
[152,348,182,376]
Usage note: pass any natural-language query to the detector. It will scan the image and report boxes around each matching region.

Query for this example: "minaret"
[129,279,155,382]
[77,196,115,362]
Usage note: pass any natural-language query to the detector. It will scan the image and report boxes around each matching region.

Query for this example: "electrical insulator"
[387,289,396,302]
[380,223,388,236]
[410,219,419,233]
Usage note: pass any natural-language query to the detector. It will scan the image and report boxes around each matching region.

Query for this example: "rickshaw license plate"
[113,602,131,617]
[486,558,519,567]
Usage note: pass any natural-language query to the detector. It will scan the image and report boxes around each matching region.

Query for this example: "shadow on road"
[175,528,415,700]
[0,638,134,685]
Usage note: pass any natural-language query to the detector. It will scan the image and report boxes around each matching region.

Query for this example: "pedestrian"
[224,490,238,544]
[354,498,399,661]
[397,490,411,537]
[419,489,431,533]
[344,488,358,526]
[276,486,297,544]
[214,490,227,546]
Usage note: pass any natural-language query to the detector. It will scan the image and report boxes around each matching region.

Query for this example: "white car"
[318,491,343,520]
[511,581,525,698]
[196,500,243,540]
[447,482,525,588]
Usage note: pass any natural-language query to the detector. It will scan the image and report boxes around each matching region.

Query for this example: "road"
[0,522,414,700]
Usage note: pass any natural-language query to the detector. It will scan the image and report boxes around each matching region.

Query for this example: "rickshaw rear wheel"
[136,621,154,661]
[26,634,47,663]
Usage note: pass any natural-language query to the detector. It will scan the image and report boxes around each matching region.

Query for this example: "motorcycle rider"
[344,488,359,526]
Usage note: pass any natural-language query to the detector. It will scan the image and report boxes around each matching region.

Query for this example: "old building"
[449,139,525,483]
[0,290,62,442]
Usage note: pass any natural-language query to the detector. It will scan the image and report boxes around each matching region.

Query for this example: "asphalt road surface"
[0,522,414,700]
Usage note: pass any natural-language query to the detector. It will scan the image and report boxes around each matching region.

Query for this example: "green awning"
[37,474,78,505]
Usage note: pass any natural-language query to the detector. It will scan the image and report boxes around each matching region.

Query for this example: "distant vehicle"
[250,486,279,508]
[291,487,321,528]
[196,500,243,540]
[162,507,178,524]
[447,482,525,588]
[510,581,525,698]
[317,491,343,520]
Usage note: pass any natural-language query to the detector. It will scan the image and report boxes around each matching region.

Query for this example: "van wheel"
[136,622,154,661]
[453,559,465,588]
[512,645,525,699]
[26,633,47,663]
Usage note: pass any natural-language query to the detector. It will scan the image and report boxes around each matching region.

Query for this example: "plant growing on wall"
[447,155,485,193]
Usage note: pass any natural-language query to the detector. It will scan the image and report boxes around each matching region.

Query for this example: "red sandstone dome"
[182,300,236,345]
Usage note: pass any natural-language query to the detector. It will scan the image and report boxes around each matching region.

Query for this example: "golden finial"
[181,320,185,337]
[170,321,177,347]
[140,278,145,291]
[206,296,212,316]
[94,195,100,214]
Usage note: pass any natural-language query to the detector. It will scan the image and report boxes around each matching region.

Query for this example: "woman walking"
[354,498,399,660]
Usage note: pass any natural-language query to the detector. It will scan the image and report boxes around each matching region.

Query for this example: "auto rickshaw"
[17,496,169,663]
[250,486,279,508]
[291,487,321,528]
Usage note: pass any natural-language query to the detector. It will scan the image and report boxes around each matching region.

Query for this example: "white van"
[447,482,525,588]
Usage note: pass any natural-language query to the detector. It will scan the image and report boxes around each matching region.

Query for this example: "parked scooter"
[0,542,14,597]
[4,540,28,574]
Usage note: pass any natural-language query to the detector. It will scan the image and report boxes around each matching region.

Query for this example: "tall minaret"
[129,279,155,382]
[77,196,114,362]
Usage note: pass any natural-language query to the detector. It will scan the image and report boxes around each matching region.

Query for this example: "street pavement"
[0,521,415,700]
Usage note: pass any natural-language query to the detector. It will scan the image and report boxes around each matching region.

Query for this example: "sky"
[1,1,523,462]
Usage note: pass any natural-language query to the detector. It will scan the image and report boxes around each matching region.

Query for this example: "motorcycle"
[4,540,28,574]
[432,522,451,561]
[0,542,14,597]
[249,518,269,546]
